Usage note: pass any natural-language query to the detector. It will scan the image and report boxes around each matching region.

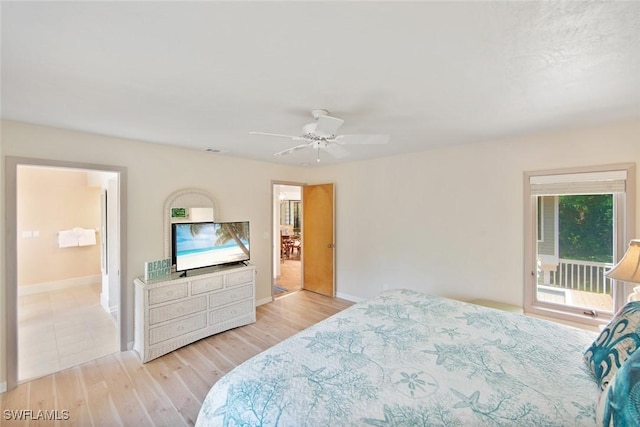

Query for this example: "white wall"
[305,120,640,304]
[17,167,102,287]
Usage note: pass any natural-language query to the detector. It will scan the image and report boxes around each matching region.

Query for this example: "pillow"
[584,301,640,390]
[596,346,640,426]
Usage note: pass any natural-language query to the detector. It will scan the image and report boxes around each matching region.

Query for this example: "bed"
[196,289,602,426]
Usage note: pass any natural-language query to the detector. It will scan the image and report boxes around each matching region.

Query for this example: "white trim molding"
[336,292,363,303]
[256,296,273,306]
[17,275,102,296]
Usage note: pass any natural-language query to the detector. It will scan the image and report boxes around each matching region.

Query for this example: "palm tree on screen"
[189,223,205,237]
[216,222,250,256]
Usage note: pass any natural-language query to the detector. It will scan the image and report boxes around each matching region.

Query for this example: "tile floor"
[18,283,118,382]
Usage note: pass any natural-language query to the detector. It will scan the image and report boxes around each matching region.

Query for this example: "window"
[524,164,635,326]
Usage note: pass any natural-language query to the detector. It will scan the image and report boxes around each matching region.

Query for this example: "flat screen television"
[172,221,250,272]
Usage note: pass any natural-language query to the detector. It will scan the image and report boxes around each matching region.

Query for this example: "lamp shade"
[606,239,640,284]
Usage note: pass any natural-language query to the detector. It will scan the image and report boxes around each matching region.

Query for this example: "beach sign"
[144,258,172,280]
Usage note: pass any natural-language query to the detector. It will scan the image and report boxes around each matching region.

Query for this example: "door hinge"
[327,243,335,249]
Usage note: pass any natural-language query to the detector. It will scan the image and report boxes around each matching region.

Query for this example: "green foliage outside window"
[558,194,613,263]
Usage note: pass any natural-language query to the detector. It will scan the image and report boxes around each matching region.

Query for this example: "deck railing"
[547,258,614,295]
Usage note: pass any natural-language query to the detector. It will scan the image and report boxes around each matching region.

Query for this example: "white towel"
[58,229,79,248]
[78,228,97,246]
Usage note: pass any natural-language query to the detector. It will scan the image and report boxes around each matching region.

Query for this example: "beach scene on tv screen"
[176,222,249,270]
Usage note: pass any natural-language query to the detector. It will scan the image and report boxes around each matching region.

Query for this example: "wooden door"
[302,183,335,296]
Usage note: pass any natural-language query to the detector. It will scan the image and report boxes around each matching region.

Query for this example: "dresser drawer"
[191,275,224,295]
[209,284,253,308]
[226,269,254,287]
[149,283,188,305]
[210,300,254,325]
[149,296,207,325]
[149,313,207,345]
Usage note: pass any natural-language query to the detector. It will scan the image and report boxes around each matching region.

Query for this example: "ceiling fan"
[250,109,389,162]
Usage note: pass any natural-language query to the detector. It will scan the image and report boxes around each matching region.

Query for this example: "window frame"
[523,163,636,326]
[537,197,544,243]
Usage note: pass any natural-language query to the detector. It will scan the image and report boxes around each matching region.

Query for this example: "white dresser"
[134,264,256,362]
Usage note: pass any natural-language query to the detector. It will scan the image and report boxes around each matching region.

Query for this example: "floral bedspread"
[196,289,600,426]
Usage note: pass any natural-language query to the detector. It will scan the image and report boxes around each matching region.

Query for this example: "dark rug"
[274,285,288,295]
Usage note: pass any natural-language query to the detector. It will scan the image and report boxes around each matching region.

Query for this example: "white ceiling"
[2,1,639,167]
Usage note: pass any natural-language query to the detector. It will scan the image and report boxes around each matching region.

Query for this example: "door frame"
[4,156,128,390]
[271,180,306,300]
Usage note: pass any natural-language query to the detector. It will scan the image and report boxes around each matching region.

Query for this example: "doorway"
[5,157,127,390]
[271,181,336,299]
[16,165,118,381]
[273,184,303,297]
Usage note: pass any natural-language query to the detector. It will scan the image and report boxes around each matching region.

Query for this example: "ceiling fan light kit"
[310,109,329,119]
[250,109,389,163]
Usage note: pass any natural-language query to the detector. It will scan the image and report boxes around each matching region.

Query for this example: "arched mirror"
[163,188,217,260]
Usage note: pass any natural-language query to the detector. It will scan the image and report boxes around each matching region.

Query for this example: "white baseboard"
[336,292,363,303]
[256,296,273,306]
[0,382,7,394]
[18,275,102,296]
[100,293,119,318]
[100,291,110,312]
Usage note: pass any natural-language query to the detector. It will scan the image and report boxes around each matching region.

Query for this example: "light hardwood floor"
[274,259,301,296]
[1,290,353,426]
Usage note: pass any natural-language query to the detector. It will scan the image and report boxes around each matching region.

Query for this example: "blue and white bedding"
[196,289,600,426]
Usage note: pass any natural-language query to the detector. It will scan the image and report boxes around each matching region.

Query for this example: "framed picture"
[171,207,188,218]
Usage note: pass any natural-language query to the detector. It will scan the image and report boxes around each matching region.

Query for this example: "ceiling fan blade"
[274,143,310,157]
[314,115,344,136]
[334,134,390,145]
[324,143,350,159]
[250,131,297,139]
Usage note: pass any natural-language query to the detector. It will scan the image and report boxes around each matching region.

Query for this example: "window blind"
[529,170,627,196]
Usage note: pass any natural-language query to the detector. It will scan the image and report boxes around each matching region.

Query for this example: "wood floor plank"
[28,375,57,427]
[116,351,185,427]
[190,339,236,376]
[173,365,211,404]
[143,353,201,426]
[173,344,224,386]
[94,354,151,426]
[79,361,122,427]
[260,296,332,327]
[258,303,317,330]
[200,335,246,368]
[0,291,352,427]
[54,366,92,426]
[205,330,262,367]
[232,322,279,349]
[0,382,30,426]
